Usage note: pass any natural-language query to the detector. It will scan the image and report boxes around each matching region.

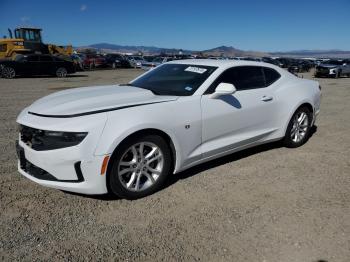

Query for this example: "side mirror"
[210,83,236,99]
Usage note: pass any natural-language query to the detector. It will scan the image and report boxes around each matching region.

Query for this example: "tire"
[108,135,172,199]
[56,67,67,78]
[283,106,312,148]
[2,66,16,79]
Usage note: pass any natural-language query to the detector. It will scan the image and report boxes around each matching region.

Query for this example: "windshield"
[324,60,343,65]
[130,64,217,96]
[132,57,143,61]
[152,57,163,63]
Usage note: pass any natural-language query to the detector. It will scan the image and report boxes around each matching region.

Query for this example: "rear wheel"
[108,135,172,199]
[2,66,16,79]
[56,67,67,77]
[283,106,312,148]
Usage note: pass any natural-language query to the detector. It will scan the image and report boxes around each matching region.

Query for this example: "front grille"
[316,67,329,73]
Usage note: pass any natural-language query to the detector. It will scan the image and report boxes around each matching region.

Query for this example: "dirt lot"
[0,69,349,262]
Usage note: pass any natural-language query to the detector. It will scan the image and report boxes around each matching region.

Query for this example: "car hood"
[27,85,178,117]
[143,61,161,65]
[318,64,338,68]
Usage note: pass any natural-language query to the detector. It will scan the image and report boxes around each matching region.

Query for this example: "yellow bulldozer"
[0,27,73,59]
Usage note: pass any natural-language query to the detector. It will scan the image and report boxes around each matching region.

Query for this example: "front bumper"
[16,139,108,194]
[16,110,109,195]
[315,69,336,77]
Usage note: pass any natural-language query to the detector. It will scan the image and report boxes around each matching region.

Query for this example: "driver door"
[20,55,40,75]
[200,66,279,158]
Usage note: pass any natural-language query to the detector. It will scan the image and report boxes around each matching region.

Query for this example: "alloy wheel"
[290,111,309,143]
[56,67,67,77]
[117,142,164,192]
[3,67,15,78]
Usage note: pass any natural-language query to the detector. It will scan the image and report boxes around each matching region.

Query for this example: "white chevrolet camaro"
[16,60,321,199]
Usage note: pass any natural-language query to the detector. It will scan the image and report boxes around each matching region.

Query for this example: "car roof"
[167,59,280,70]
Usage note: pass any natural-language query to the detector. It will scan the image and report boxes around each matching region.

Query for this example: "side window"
[205,66,265,94]
[263,67,281,86]
[40,56,53,62]
[233,66,265,90]
[27,55,39,62]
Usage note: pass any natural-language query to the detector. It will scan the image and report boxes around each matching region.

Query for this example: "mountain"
[270,49,350,58]
[78,43,350,58]
[79,43,192,55]
[201,45,268,57]
[80,44,267,57]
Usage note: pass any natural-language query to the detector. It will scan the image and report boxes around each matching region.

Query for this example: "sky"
[0,0,349,52]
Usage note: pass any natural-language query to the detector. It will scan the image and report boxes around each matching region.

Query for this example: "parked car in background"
[0,54,76,78]
[127,56,146,68]
[275,57,295,68]
[16,59,321,199]
[288,60,313,74]
[261,57,282,67]
[315,59,350,78]
[82,54,107,69]
[70,54,84,71]
[241,57,262,62]
[141,56,176,70]
[105,53,131,68]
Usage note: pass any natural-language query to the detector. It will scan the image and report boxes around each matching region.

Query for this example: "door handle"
[261,96,273,102]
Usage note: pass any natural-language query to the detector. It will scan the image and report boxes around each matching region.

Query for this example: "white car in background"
[16,60,321,199]
[127,56,146,68]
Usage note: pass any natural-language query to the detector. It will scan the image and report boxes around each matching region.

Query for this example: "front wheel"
[56,67,67,77]
[108,135,172,199]
[2,66,16,79]
[283,106,312,148]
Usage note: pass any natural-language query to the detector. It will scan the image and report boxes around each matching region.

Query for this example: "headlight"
[329,68,336,74]
[20,125,88,151]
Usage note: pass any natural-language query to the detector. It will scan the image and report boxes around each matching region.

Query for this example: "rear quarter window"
[263,67,281,86]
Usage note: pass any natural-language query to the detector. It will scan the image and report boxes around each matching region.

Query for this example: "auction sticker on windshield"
[185,66,207,74]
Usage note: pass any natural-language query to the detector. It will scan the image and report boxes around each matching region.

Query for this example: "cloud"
[80,4,87,11]
[20,16,30,22]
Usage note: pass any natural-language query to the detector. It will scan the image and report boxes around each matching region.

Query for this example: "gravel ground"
[0,69,349,262]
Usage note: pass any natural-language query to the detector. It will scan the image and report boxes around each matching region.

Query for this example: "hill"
[78,43,350,58]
